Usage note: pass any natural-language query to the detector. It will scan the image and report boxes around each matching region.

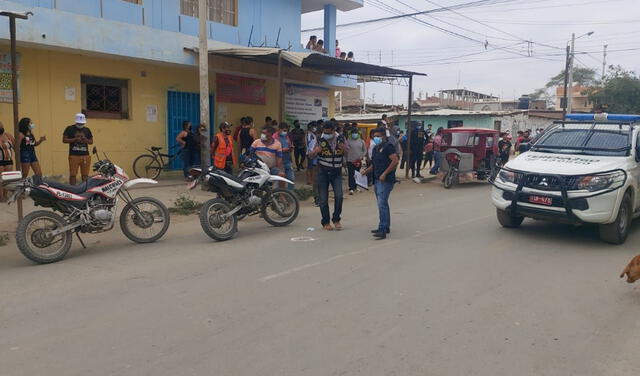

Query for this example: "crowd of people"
[306,36,354,61]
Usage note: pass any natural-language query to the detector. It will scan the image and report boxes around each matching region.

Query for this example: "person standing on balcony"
[306,35,317,50]
[335,39,341,58]
[347,51,355,61]
[314,40,327,54]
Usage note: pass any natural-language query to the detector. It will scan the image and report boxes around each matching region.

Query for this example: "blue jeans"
[181,148,198,177]
[374,180,394,233]
[283,159,295,190]
[317,166,343,226]
[430,150,442,175]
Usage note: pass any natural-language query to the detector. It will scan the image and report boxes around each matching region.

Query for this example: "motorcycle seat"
[214,169,247,186]
[40,177,106,195]
[41,179,89,194]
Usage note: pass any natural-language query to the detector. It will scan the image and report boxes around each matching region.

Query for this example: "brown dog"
[620,254,640,283]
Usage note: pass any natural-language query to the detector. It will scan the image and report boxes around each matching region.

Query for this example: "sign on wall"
[0,52,20,103]
[284,84,329,125]
[145,105,158,122]
[216,74,266,105]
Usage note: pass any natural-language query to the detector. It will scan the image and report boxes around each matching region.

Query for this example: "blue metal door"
[167,91,214,169]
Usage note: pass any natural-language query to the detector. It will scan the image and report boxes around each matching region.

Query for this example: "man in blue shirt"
[362,127,399,239]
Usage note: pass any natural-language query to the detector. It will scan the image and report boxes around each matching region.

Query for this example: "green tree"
[544,67,597,89]
[588,66,640,113]
[529,67,598,108]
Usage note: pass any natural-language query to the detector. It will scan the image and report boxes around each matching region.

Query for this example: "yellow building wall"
[0,47,336,178]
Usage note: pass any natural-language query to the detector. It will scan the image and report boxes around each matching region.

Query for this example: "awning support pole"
[405,75,413,179]
[277,50,284,122]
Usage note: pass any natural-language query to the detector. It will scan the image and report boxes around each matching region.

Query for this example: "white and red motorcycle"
[2,151,170,264]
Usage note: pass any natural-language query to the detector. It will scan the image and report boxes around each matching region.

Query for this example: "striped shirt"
[250,138,282,168]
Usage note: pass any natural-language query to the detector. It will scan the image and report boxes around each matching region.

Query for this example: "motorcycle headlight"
[574,170,626,192]
[498,169,517,184]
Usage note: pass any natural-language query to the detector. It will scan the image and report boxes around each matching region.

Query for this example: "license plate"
[529,195,553,206]
[187,179,198,189]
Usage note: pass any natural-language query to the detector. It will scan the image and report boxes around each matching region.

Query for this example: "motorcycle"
[188,154,299,241]
[1,148,170,264]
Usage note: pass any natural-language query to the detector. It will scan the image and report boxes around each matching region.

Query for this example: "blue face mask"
[351,133,359,139]
[373,136,383,145]
[321,133,334,140]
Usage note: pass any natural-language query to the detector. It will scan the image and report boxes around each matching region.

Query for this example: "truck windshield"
[532,123,632,157]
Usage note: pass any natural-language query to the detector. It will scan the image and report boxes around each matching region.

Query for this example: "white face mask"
[29,124,36,130]
[76,123,85,129]
[260,134,268,141]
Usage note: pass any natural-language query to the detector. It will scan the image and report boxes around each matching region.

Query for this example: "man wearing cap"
[63,113,93,185]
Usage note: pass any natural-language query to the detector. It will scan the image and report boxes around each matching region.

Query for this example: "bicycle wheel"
[133,154,162,179]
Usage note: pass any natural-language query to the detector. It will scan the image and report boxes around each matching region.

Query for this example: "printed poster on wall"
[216,73,266,105]
[0,52,20,103]
[284,84,329,125]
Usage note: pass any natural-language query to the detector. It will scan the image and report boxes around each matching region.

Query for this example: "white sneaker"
[349,190,354,195]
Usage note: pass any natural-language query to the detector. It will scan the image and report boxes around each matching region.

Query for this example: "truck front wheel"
[599,193,632,245]
[496,208,524,228]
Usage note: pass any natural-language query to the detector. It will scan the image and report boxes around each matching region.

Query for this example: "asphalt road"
[1,180,640,376]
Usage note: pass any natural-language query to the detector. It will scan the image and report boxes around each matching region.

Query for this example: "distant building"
[396,109,563,134]
[471,98,547,111]
[556,85,594,112]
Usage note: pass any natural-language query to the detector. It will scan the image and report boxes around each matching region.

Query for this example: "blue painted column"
[324,4,336,56]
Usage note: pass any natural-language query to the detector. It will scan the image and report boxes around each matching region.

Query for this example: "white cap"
[75,113,87,124]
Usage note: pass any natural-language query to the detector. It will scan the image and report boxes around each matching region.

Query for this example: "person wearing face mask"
[277,122,295,190]
[362,128,399,240]
[17,117,46,179]
[250,126,284,177]
[0,122,16,202]
[211,122,236,174]
[309,121,347,231]
[346,128,366,195]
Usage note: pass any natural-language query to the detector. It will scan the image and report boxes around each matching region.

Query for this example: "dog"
[620,254,640,283]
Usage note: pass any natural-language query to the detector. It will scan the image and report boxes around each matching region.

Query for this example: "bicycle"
[132,145,181,179]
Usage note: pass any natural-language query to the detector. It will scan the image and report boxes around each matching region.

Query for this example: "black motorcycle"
[189,155,299,241]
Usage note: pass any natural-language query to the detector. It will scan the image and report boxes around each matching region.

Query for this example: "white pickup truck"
[492,113,640,244]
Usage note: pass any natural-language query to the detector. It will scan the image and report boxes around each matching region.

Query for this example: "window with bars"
[81,75,130,120]
[180,0,237,26]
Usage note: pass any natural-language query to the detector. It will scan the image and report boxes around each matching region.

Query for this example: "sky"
[301,0,640,105]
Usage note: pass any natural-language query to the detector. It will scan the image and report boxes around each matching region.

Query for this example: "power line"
[301,0,522,32]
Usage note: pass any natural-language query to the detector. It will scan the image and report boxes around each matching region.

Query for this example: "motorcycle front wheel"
[16,210,73,264]
[443,170,457,189]
[199,198,237,241]
[120,197,171,243]
[262,189,300,227]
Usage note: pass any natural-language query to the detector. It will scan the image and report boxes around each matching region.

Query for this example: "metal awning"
[208,47,425,78]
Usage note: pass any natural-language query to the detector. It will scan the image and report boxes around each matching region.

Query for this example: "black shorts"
[0,160,13,167]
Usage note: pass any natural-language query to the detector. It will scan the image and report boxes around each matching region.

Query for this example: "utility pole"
[562,45,570,120]
[0,11,31,220]
[198,0,211,168]
[567,33,575,114]
[602,44,608,79]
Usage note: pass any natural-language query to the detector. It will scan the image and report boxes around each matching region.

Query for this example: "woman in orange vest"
[211,122,237,174]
